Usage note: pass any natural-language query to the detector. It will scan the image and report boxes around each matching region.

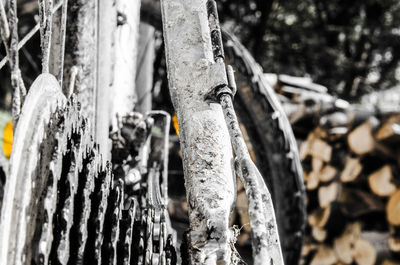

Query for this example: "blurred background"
[218,0,400,101]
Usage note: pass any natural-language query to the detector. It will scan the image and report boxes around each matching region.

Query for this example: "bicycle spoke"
[0,24,38,70]
[67,65,79,98]
[8,0,26,125]
[48,0,68,85]
[57,0,68,84]
[0,1,63,71]
[0,0,10,40]
[21,47,40,74]
[0,0,64,125]
[38,0,54,73]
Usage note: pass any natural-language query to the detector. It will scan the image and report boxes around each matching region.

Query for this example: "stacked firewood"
[270,74,400,265]
[231,112,400,264]
[167,74,400,264]
[300,117,400,265]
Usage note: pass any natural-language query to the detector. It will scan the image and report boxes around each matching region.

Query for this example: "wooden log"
[312,157,324,173]
[319,165,337,183]
[236,232,250,247]
[314,126,329,139]
[167,197,189,223]
[354,238,377,265]
[277,74,328,94]
[339,188,385,218]
[347,121,375,155]
[308,206,331,228]
[318,182,340,208]
[382,259,400,265]
[300,130,331,162]
[340,157,362,183]
[333,222,361,264]
[236,176,244,193]
[368,165,396,197]
[389,236,400,254]
[376,122,400,143]
[300,139,310,161]
[327,127,348,142]
[311,226,327,243]
[301,243,317,258]
[320,112,352,128]
[236,191,251,233]
[310,245,337,265]
[310,203,348,238]
[386,114,400,124]
[309,138,332,162]
[362,231,391,264]
[307,171,320,190]
[300,131,318,161]
[387,190,400,226]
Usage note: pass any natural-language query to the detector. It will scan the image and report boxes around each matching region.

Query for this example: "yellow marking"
[172,114,179,136]
[3,121,12,158]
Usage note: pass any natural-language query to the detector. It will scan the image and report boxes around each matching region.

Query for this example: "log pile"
[271,74,400,265]
[167,74,400,264]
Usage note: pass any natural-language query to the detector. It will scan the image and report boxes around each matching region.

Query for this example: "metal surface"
[111,0,141,129]
[110,112,177,265]
[0,81,176,265]
[219,88,284,264]
[96,0,117,161]
[206,0,284,262]
[0,1,306,264]
[0,74,66,265]
[63,0,98,131]
[0,1,177,265]
[161,0,236,263]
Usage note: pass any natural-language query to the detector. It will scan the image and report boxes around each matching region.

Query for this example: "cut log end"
[354,238,377,265]
[310,245,337,265]
[318,182,340,208]
[387,190,400,226]
[340,157,362,183]
[308,206,331,228]
[312,226,327,243]
[319,165,337,183]
[377,122,400,143]
[368,165,396,197]
[333,222,361,264]
[347,121,375,155]
[307,171,320,190]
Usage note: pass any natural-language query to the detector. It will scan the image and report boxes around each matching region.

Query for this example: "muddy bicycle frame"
[0,0,286,264]
[160,0,283,264]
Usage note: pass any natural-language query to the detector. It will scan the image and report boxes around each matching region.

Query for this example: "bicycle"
[0,0,306,264]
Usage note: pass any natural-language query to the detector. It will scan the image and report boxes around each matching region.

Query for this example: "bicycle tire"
[224,31,306,265]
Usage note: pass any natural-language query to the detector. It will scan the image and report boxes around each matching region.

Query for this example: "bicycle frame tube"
[63,0,98,133]
[111,0,141,128]
[161,0,236,263]
[96,0,117,161]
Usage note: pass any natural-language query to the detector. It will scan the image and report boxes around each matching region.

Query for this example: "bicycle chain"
[111,112,177,265]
